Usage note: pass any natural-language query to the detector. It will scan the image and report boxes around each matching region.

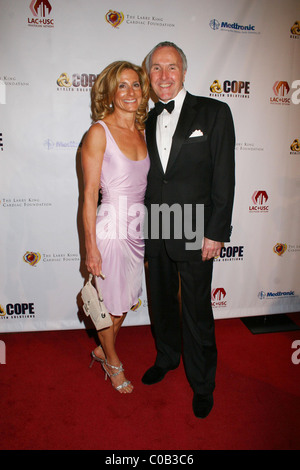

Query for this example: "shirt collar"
[160,87,186,111]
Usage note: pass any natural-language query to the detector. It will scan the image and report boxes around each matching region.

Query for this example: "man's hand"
[202,237,223,261]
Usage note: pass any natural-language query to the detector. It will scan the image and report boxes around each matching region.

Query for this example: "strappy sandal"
[89,346,105,368]
[102,360,133,393]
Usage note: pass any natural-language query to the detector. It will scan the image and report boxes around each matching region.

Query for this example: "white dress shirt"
[156,88,186,172]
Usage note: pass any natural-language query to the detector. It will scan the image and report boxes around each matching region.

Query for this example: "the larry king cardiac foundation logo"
[273,243,287,256]
[23,251,41,267]
[131,299,142,311]
[105,10,124,28]
[28,0,54,28]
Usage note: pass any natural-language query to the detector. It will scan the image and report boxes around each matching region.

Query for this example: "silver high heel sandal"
[102,360,132,392]
[89,346,105,368]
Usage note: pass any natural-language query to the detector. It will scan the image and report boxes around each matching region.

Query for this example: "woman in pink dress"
[81,61,149,393]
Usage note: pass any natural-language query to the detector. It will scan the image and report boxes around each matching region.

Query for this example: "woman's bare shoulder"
[83,122,106,151]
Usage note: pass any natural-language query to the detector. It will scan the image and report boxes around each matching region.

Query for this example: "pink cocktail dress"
[94,121,150,316]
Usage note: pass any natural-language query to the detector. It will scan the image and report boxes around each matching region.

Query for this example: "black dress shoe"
[142,364,177,385]
[192,393,214,419]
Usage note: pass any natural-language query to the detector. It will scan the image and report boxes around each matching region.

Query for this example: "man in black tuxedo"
[141,42,235,419]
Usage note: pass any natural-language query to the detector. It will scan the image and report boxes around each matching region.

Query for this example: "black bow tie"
[154,100,175,115]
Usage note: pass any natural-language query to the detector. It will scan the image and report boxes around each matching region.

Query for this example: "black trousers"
[147,242,217,395]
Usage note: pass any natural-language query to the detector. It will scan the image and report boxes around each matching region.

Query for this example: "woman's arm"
[81,124,106,276]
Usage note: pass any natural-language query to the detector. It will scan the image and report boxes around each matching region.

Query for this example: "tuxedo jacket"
[144,92,235,261]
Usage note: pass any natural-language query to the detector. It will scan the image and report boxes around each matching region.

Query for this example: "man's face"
[149,46,186,102]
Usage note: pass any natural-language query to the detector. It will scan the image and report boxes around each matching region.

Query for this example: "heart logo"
[23,251,41,266]
[273,243,287,256]
[105,10,124,28]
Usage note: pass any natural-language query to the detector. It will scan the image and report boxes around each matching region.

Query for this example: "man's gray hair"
[144,41,188,73]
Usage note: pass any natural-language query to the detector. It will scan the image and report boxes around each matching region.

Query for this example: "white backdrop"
[0,0,299,332]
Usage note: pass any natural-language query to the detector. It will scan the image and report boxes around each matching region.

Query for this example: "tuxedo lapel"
[166,93,197,174]
[146,111,164,174]
[146,93,199,175]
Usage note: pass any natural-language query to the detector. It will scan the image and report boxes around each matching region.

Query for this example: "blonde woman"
[81,61,149,393]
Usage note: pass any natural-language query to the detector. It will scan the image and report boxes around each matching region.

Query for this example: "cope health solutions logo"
[290,139,300,155]
[214,245,244,262]
[0,302,36,320]
[290,21,300,39]
[56,72,96,92]
[210,79,250,99]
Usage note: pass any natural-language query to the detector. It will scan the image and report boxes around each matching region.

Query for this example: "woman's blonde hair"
[91,61,149,130]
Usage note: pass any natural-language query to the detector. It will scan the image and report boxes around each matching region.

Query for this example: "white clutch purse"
[81,274,112,330]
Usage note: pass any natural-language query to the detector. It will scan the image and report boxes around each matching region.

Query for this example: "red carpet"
[1,313,300,451]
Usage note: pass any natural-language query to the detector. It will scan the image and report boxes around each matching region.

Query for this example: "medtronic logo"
[220,21,255,31]
[209,19,220,30]
[258,290,295,299]
[258,291,266,300]
[209,19,256,33]
[267,291,295,297]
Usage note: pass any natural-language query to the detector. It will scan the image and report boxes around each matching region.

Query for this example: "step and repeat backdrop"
[0,0,299,332]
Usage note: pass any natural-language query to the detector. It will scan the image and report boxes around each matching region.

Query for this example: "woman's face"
[113,68,142,113]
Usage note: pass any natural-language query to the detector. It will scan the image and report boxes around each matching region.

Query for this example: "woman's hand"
[86,247,103,277]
